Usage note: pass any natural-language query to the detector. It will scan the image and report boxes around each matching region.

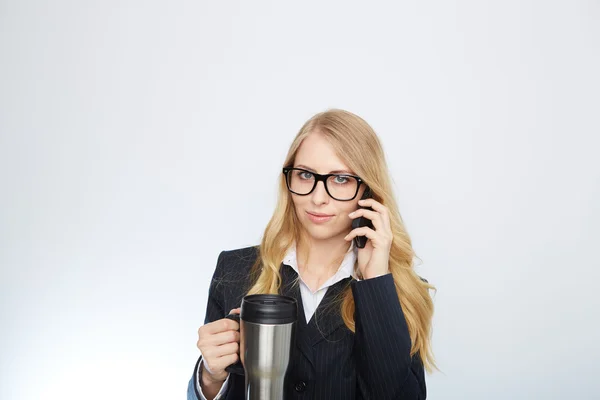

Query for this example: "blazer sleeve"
[187,251,240,400]
[351,273,427,400]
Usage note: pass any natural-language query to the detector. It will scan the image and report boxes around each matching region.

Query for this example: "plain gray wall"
[1,1,599,399]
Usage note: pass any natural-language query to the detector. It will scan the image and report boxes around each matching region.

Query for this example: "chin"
[302,224,344,242]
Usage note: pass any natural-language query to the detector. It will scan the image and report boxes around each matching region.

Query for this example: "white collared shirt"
[283,241,358,322]
[196,242,358,399]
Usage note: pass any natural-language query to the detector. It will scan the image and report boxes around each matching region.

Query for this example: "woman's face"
[290,132,365,244]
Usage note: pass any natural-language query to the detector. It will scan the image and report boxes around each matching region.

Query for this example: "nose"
[311,180,329,205]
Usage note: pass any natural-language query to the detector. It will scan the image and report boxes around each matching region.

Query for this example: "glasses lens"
[287,169,315,195]
[285,169,359,200]
[326,175,358,201]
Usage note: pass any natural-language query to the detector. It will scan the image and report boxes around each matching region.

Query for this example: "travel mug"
[225,294,297,400]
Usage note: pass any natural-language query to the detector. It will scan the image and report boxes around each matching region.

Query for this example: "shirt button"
[294,381,307,393]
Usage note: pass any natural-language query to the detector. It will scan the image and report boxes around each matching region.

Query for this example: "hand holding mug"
[196,308,241,384]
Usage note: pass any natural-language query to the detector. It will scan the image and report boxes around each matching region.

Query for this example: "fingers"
[203,341,239,359]
[349,208,383,231]
[199,329,240,347]
[197,314,242,382]
[357,199,391,226]
[229,308,241,315]
[204,353,239,376]
[348,198,393,239]
[202,317,239,335]
[344,226,378,242]
[357,198,387,215]
[345,223,393,250]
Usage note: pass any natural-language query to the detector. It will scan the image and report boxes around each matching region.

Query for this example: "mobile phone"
[351,187,374,249]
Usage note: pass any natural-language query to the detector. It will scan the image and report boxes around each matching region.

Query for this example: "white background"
[1,1,599,399]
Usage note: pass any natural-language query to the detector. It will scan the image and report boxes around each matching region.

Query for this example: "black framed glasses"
[282,167,364,201]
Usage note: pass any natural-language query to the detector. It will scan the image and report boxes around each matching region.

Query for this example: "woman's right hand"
[197,308,241,384]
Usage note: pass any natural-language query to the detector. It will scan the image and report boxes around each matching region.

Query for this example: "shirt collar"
[282,241,359,291]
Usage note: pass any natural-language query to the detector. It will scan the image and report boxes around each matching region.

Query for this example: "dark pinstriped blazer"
[187,246,427,399]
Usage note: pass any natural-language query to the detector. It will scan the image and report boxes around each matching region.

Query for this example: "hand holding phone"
[351,187,374,248]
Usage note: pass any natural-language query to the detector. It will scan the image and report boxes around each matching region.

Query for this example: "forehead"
[294,133,351,173]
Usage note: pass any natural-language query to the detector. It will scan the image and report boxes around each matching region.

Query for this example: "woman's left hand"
[345,198,393,280]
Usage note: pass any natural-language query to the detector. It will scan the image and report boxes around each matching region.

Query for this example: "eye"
[296,171,314,180]
[333,175,351,184]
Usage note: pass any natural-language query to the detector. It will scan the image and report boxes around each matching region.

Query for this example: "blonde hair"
[246,109,437,372]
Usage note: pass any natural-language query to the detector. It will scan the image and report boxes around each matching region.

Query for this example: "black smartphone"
[351,187,374,249]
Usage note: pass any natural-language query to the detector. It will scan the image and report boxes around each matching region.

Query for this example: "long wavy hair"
[246,109,436,372]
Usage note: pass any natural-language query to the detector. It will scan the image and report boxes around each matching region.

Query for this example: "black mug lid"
[241,294,297,324]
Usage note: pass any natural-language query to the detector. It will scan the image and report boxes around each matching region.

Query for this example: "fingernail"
[349,211,355,217]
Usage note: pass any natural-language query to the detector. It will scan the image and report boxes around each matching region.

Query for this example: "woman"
[187,109,436,400]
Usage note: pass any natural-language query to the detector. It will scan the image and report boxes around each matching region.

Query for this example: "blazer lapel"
[280,263,316,369]
[307,277,353,346]
[280,263,354,367]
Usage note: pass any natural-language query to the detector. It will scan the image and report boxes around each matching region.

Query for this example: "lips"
[306,211,334,224]
[307,211,333,217]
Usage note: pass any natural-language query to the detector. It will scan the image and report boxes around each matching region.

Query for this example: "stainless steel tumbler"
[226,294,297,400]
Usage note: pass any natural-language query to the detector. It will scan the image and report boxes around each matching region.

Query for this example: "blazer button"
[294,381,307,393]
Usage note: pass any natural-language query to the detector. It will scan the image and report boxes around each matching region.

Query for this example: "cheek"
[336,203,358,227]
[342,201,359,215]
[291,196,306,216]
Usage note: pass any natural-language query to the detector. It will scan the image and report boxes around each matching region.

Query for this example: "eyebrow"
[295,164,354,175]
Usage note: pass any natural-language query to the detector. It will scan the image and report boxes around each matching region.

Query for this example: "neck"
[296,233,350,276]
